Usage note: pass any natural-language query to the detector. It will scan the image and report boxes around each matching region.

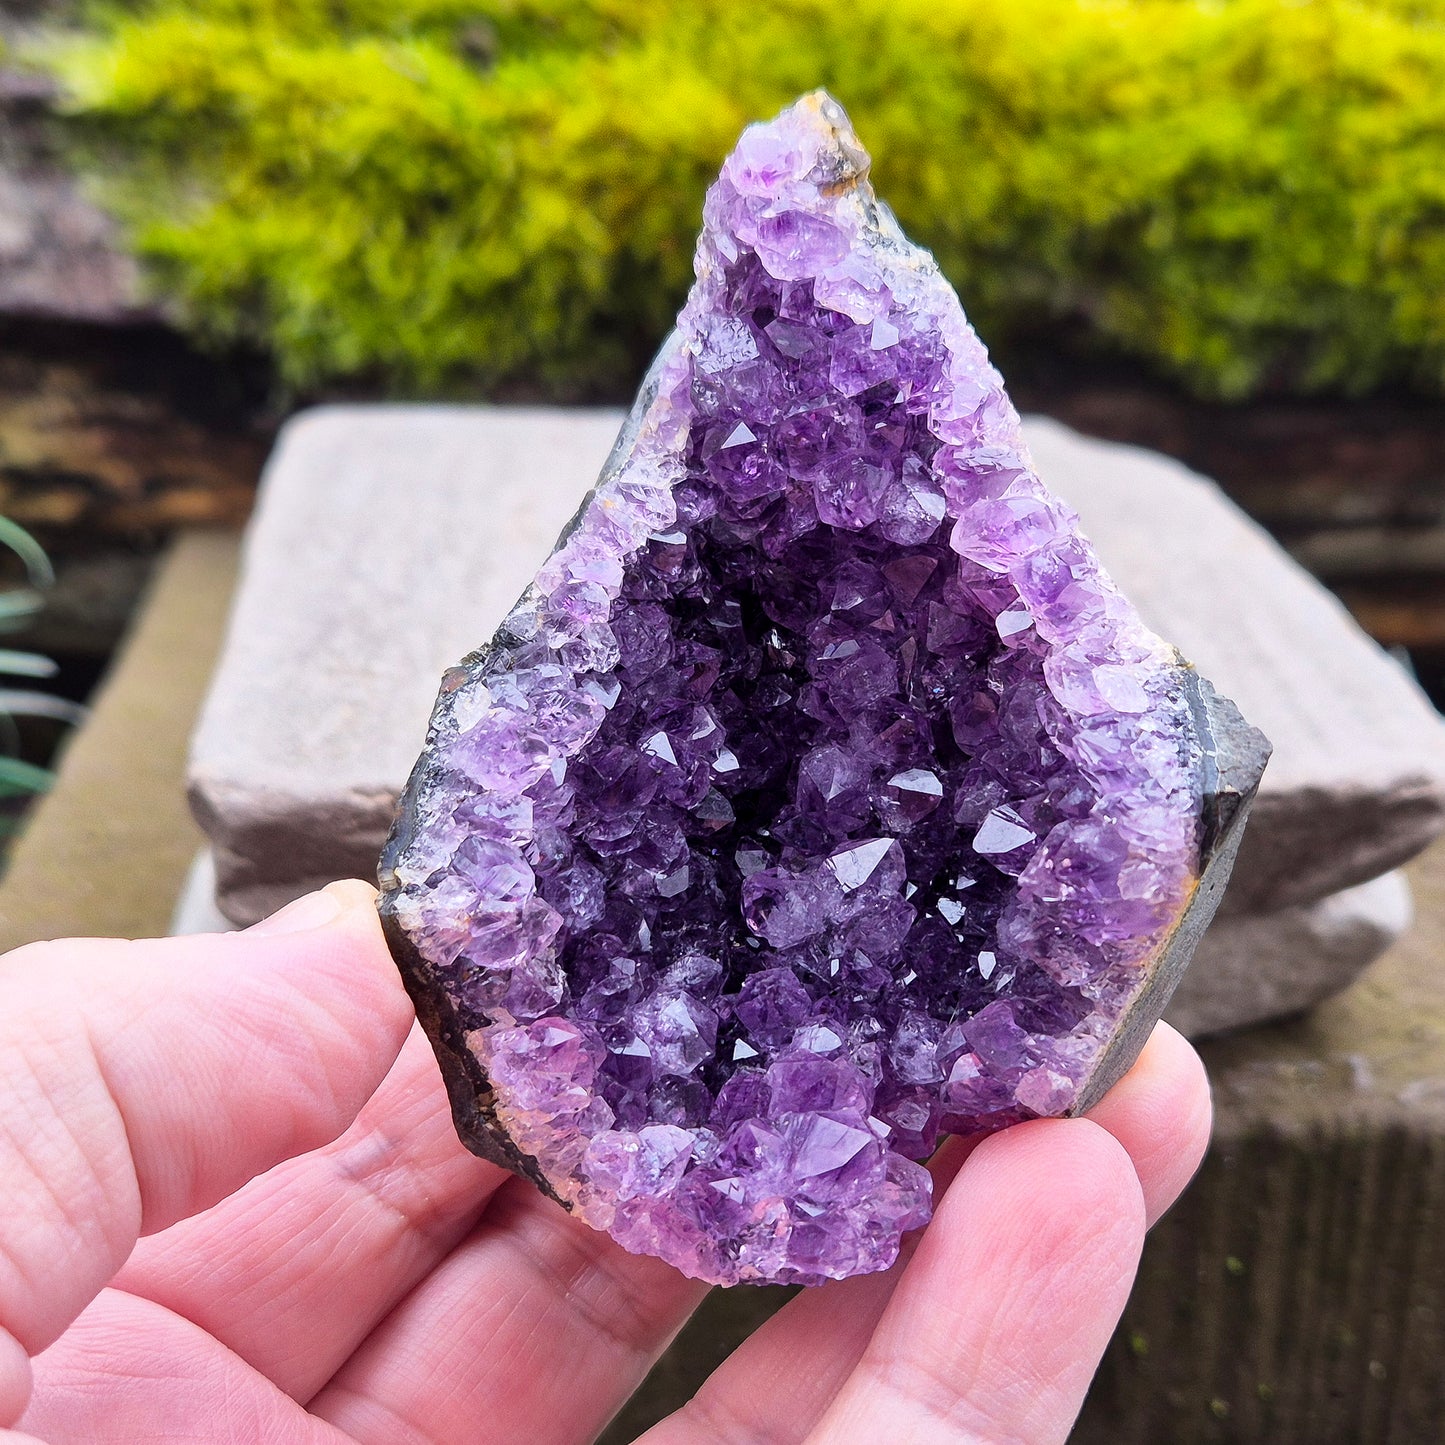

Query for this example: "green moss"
[42,0,1445,397]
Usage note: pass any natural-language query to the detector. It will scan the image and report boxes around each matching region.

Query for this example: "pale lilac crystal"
[383,94,1208,1287]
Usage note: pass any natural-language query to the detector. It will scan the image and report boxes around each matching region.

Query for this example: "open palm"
[3,881,1209,1445]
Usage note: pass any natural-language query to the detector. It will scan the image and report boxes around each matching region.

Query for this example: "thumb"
[0,881,411,1398]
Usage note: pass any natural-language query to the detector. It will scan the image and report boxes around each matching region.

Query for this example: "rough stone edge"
[378,904,568,1205]
[373,372,673,1204]
[1072,672,1272,1112]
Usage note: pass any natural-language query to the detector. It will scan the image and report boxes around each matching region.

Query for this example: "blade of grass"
[0,590,48,628]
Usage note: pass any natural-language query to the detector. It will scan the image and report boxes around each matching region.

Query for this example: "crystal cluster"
[380,94,1265,1286]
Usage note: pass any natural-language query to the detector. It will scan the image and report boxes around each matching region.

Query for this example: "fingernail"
[248,888,346,937]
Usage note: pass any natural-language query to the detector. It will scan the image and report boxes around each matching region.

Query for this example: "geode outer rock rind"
[378,93,1270,1286]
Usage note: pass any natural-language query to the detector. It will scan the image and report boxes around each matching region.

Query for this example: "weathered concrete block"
[188,407,1445,1033]
[1069,840,1445,1445]
[0,61,150,327]
[168,838,1409,1049]
[1163,871,1412,1039]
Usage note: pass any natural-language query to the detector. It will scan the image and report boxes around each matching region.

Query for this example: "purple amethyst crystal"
[379,93,1269,1287]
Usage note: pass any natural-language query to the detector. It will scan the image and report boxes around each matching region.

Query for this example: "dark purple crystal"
[380,94,1265,1286]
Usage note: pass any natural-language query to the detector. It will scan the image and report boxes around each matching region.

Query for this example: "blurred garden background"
[1,0,1444,810]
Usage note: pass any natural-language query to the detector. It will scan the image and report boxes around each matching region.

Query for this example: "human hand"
[4,881,1210,1444]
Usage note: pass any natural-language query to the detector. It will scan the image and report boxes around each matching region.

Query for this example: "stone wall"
[1,18,269,656]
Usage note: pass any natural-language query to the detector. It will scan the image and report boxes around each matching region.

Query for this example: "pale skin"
[1,879,1212,1445]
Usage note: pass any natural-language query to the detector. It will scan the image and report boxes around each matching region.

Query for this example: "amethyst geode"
[379,93,1269,1286]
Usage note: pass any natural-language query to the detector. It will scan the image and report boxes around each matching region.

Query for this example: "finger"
[310,1177,709,1445]
[0,1331,29,1428]
[1084,1020,1211,1226]
[809,1119,1143,1445]
[634,1140,968,1445]
[21,1289,347,1444]
[645,1254,903,1445]
[0,881,412,1369]
[111,1024,507,1401]
[643,1020,1206,1444]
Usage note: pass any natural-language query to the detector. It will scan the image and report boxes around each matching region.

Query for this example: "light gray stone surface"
[190,406,631,926]
[1163,870,1412,1039]
[0,58,152,325]
[170,850,232,937]
[188,406,1445,1033]
[0,167,147,324]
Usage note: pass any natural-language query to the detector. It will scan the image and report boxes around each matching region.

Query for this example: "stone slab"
[169,850,232,937]
[0,530,239,949]
[189,406,629,925]
[188,405,1445,937]
[165,840,1410,1051]
[1162,870,1411,1039]
[1027,418,1445,913]
[0,167,148,325]
[1069,837,1445,1444]
[0,56,152,326]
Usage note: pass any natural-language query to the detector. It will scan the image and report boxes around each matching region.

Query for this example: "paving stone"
[188,407,1445,1037]
[190,406,628,926]
[0,56,151,326]
[1163,871,1412,1039]
[166,843,1412,1051]
[1070,838,1445,1444]
[0,530,238,949]
[0,167,147,325]
[1027,418,1445,914]
[169,850,231,937]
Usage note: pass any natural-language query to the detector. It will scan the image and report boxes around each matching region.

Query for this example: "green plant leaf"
[0,650,60,680]
[0,589,48,629]
[0,690,88,728]
[0,518,55,590]
[0,756,54,797]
